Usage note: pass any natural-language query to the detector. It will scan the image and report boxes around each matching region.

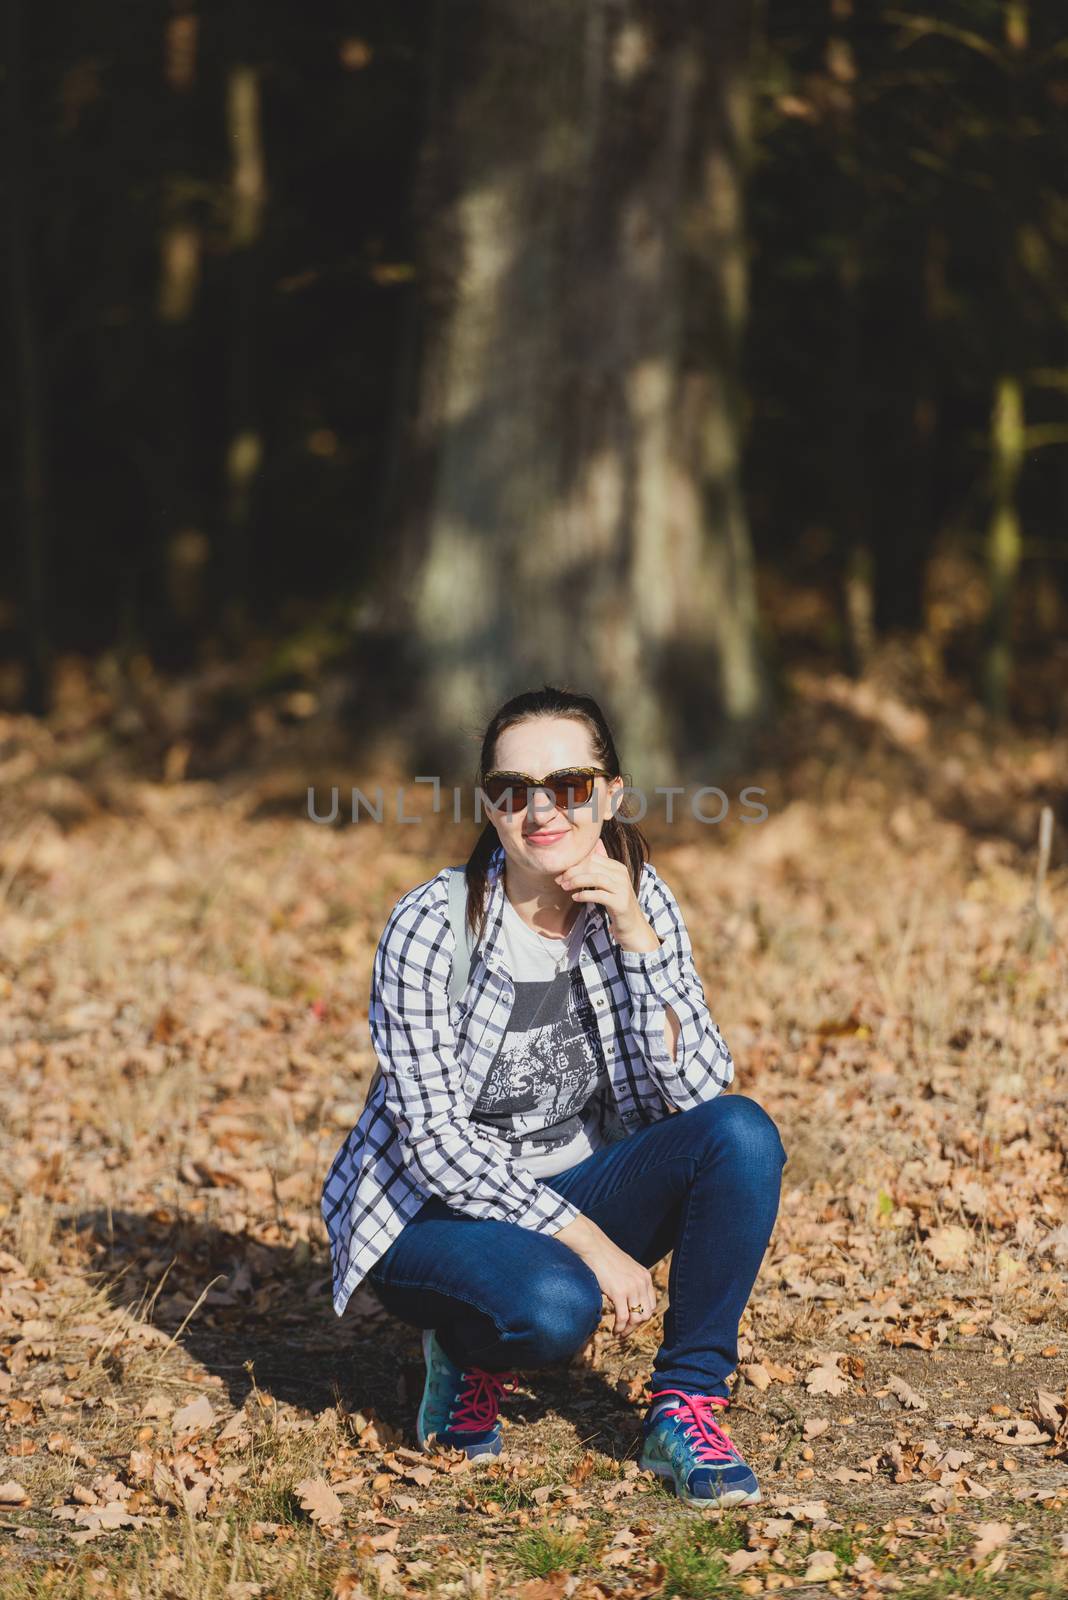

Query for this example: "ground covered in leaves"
[0,658,1067,1598]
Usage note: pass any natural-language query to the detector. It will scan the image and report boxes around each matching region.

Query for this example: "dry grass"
[0,674,1067,1596]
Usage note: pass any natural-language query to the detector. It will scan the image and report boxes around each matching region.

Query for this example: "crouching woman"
[321,685,787,1508]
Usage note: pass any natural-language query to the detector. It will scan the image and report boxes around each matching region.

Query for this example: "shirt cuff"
[517,1185,582,1236]
[617,940,682,998]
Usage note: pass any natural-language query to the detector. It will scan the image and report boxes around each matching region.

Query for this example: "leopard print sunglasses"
[481,766,614,813]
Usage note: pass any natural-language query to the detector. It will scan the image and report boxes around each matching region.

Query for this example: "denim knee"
[515,1261,603,1363]
[690,1093,788,1171]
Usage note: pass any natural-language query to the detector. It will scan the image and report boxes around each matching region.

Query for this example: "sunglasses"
[481,766,614,814]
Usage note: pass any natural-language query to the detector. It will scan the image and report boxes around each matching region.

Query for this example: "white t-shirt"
[469,894,616,1177]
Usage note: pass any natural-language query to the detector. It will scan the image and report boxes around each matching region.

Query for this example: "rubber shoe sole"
[640,1453,762,1508]
[639,1427,761,1509]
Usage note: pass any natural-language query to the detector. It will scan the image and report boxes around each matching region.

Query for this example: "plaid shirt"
[321,842,734,1318]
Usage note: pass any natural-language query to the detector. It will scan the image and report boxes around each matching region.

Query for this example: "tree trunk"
[984,374,1024,720]
[156,1,209,660]
[824,0,874,677]
[981,0,1028,721]
[222,1,265,643]
[5,0,51,713]
[388,0,766,785]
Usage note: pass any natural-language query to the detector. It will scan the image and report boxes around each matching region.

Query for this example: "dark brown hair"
[460,685,650,944]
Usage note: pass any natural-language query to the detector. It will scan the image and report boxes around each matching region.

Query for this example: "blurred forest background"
[3,0,1067,783]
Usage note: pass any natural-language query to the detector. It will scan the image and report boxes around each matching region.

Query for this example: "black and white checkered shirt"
[320,842,734,1317]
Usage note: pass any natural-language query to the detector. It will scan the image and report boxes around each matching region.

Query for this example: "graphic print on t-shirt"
[471,964,609,1156]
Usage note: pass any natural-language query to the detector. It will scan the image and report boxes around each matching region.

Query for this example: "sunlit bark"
[983,0,1029,719]
[6,0,51,713]
[158,3,208,641]
[394,0,766,781]
[222,15,266,640]
[825,0,873,678]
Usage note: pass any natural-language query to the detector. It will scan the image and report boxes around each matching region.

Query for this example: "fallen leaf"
[332,1577,373,1600]
[779,1499,830,1522]
[805,1355,850,1397]
[516,1578,570,1600]
[170,1394,215,1435]
[296,1476,344,1529]
[971,1521,1013,1560]
[991,1419,1047,1446]
[888,1374,928,1411]
[1034,1389,1064,1430]
[725,1550,766,1575]
[804,1549,839,1582]
[995,1250,1026,1284]
[923,1225,972,1267]
[139,1393,174,1419]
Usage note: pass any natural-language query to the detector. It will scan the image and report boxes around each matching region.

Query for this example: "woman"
[321,686,787,1508]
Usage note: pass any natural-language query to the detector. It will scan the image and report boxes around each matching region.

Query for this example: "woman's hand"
[553,1214,657,1338]
[555,837,660,954]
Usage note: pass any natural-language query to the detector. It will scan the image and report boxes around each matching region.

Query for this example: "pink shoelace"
[449,1366,520,1433]
[647,1388,736,1463]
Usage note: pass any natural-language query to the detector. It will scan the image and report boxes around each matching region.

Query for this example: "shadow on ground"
[60,1208,643,1458]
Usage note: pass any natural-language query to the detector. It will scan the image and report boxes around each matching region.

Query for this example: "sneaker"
[415,1328,520,1462]
[639,1388,761,1508]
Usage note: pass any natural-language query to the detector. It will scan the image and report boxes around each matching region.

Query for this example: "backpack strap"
[446,866,476,1006]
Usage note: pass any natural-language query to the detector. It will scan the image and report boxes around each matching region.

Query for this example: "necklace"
[546,905,585,974]
[536,909,580,944]
[505,896,584,975]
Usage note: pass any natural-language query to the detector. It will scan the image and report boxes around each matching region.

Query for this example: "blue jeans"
[365,1094,787,1400]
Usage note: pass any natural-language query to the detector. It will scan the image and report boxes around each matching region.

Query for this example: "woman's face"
[487,717,623,878]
